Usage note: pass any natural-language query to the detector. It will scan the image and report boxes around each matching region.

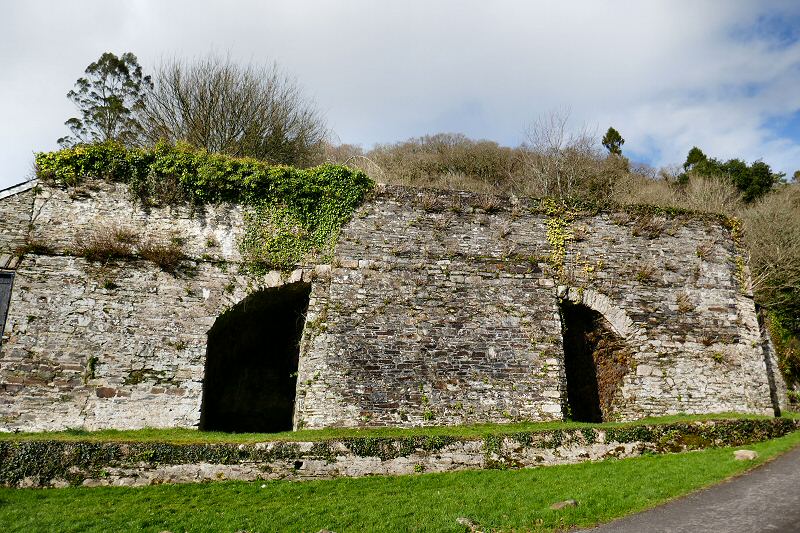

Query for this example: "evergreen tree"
[681,146,783,202]
[59,52,152,147]
[683,146,707,171]
[601,127,624,155]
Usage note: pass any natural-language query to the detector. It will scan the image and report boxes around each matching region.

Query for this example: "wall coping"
[0,180,36,201]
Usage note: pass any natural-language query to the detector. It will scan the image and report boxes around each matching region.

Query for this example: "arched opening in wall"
[200,282,311,433]
[560,299,632,422]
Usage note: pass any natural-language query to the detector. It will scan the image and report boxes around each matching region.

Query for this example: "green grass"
[2,429,799,532]
[0,412,789,444]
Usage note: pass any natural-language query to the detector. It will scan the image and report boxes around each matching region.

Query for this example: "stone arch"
[557,286,639,340]
[557,286,637,422]
[199,281,311,432]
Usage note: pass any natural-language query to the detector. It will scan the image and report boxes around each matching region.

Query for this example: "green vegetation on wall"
[542,198,575,275]
[768,311,800,392]
[0,418,795,488]
[34,142,374,271]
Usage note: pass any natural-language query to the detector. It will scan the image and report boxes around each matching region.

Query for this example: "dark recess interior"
[0,271,14,343]
[560,300,605,423]
[200,282,311,433]
[560,299,631,422]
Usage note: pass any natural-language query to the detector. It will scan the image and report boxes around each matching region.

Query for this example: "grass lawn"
[0,412,791,444]
[1,426,798,532]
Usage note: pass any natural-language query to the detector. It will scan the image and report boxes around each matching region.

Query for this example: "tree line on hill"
[57,52,800,394]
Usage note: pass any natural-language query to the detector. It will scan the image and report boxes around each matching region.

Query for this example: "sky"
[2,0,800,189]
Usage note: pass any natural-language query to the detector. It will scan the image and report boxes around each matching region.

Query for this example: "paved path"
[580,444,800,532]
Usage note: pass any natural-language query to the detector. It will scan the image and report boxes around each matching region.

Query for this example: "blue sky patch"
[768,108,800,140]
[731,10,800,49]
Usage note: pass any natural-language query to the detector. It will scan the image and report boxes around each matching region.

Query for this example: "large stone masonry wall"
[295,189,563,428]
[294,186,783,428]
[0,179,786,432]
[0,180,317,431]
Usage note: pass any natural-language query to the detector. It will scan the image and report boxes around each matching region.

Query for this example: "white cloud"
[2,0,800,189]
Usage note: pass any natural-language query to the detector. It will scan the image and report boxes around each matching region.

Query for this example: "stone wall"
[0,181,36,269]
[0,179,787,432]
[28,180,245,262]
[0,180,316,431]
[2,418,795,488]
[294,186,784,428]
[295,188,562,428]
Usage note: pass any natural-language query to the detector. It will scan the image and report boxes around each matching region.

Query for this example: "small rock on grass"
[550,499,578,510]
[734,449,758,461]
[457,516,479,530]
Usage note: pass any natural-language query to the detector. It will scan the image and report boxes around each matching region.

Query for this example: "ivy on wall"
[35,142,374,272]
[542,198,575,275]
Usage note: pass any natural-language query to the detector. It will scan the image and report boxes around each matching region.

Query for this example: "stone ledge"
[0,180,36,201]
[2,418,796,488]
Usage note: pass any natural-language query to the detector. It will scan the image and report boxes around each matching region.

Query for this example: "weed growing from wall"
[719,216,750,295]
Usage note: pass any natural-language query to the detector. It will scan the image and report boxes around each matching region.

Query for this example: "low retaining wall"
[2,419,797,488]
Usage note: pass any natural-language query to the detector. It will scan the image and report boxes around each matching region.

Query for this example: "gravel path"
[579,444,800,533]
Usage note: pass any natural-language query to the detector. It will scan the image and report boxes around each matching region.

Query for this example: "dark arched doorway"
[200,282,311,432]
[560,299,631,422]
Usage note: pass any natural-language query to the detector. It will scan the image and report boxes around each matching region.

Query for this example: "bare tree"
[518,110,605,199]
[681,174,743,215]
[741,185,800,312]
[139,56,327,167]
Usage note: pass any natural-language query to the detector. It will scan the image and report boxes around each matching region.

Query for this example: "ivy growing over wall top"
[35,142,375,271]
